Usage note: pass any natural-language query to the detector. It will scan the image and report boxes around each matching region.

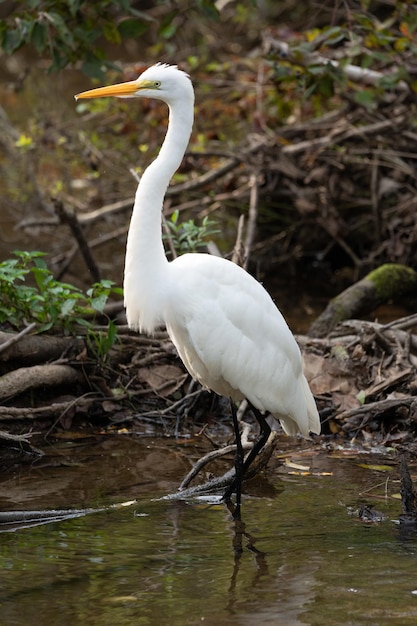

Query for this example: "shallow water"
[0,436,415,626]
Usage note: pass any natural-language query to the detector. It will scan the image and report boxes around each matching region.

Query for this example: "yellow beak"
[75,79,140,100]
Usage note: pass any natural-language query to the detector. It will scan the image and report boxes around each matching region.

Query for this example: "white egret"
[75,64,320,513]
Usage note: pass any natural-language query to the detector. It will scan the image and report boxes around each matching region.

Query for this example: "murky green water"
[0,437,416,626]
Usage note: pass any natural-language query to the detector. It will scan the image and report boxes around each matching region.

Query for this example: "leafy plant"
[0,251,122,336]
[268,4,417,117]
[164,210,220,256]
[86,319,118,363]
[0,0,152,78]
[0,0,220,79]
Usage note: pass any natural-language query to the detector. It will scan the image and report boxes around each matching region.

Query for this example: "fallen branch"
[281,116,406,158]
[309,264,417,338]
[0,499,138,532]
[169,431,280,500]
[0,429,44,455]
[0,396,98,420]
[0,364,82,402]
[179,418,254,490]
[337,396,416,428]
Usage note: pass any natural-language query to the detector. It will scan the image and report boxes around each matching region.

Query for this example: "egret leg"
[223,404,271,505]
[225,400,244,517]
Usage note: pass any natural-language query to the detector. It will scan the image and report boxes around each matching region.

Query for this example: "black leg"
[224,399,244,518]
[240,404,271,477]
[223,402,271,510]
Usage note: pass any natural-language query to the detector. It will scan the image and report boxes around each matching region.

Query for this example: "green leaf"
[90,292,108,314]
[1,27,24,54]
[353,89,377,110]
[303,83,318,100]
[44,11,76,49]
[23,0,43,8]
[31,22,48,53]
[159,12,178,39]
[81,57,106,80]
[105,319,118,350]
[117,18,148,40]
[356,389,366,405]
[67,0,82,17]
[102,20,121,44]
[322,25,345,45]
[60,298,77,316]
[50,46,68,72]
[194,0,219,20]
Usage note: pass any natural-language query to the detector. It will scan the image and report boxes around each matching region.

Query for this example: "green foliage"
[0,251,122,336]
[164,210,219,256]
[0,0,152,78]
[0,0,220,79]
[86,319,118,363]
[194,0,220,20]
[269,3,417,115]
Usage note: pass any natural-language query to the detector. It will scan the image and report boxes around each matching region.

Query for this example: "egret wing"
[166,254,317,435]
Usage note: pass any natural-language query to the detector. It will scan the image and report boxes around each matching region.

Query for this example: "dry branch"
[53,197,101,282]
[281,116,406,158]
[264,35,410,92]
[0,397,96,421]
[337,397,416,427]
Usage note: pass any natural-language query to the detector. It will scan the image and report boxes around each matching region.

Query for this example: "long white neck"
[124,96,194,333]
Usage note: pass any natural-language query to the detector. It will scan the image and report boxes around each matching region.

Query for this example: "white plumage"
[75,63,320,474]
[166,253,318,436]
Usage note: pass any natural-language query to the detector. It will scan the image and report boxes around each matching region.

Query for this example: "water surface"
[0,437,415,626]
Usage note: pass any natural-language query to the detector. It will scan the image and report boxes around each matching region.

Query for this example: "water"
[0,437,416,626]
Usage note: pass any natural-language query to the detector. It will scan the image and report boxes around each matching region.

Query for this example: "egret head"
[75,63,193,106]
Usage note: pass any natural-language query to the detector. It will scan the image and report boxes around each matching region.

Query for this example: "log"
[309,264,417,338]
[0,364,82,401]
[0,331,83,364]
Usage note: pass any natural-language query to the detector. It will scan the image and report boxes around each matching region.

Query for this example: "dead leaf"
[137,364,187,397]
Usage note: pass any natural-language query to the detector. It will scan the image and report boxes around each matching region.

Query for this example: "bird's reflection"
[216,495,273,619]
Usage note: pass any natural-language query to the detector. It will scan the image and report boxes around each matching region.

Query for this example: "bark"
[0,364,82,401]
[0,330,83,365]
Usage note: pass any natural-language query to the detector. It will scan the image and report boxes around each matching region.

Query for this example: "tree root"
[0,364,82,402]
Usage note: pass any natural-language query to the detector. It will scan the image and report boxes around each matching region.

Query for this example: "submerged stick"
[0,500,138,532]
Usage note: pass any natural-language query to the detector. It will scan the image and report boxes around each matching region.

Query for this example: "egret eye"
[154,80,161,87]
